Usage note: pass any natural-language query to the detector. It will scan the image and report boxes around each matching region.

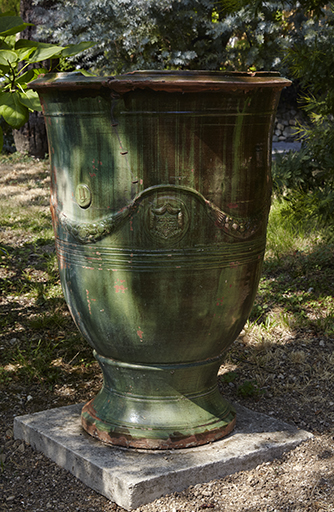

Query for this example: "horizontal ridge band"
[56,237,265,271]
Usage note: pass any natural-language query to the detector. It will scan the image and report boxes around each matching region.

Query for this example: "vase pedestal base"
[81,353,236,449]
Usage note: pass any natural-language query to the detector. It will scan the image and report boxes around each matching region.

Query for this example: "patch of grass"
[28,311,68,330]
[265,199,325,265]
[289,350,307,364]
[0,208,53,236]
[0,159,97,393]
[247,203,334,336]
[15,338,62,386]
[0,151,38,166]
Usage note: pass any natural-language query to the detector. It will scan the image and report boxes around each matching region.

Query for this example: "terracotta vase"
[30,71,290,449]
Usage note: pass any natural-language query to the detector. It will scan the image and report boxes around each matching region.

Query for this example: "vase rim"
[28,70,291,92]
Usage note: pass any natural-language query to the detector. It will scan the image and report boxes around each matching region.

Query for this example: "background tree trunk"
[13,112,48,158]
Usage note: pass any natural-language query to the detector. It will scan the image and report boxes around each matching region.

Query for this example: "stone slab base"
[14,403,312,510]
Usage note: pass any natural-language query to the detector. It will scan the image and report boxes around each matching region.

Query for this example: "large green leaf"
[0,50,18,66]
[0,91,29,128]
[15,39,39,50]
[28,45,65,63]
[0,16,33,37]
[0,41,11,50]
[18,90,42,112]
[16,47,36,62]
[61,41,96,58]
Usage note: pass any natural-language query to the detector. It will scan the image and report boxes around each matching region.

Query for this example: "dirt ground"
[1,159,334,512]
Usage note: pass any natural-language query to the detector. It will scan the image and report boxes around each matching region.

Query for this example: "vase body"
[30,71,290,449]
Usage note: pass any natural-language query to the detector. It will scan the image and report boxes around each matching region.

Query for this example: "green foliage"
[31,0,334,81]
[272,130,334,227]
[272,149,319,195]
[34,0,313,75]
[0,0,19,15]
[0,12,95,151]
[274,3,334,224]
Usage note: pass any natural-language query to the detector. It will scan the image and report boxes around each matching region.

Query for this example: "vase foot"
[81,400,236,449]
[81,353,236,449]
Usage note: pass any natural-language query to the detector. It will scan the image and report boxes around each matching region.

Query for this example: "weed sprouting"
[220,371,238,384]
[237,380,263,398]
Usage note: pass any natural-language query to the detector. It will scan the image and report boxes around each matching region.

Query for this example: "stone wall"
[273,102,306,142]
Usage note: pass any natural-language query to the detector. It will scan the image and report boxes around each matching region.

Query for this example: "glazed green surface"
[33,72,286,447]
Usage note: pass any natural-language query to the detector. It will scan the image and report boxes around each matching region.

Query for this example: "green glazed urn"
[29,70,290,449]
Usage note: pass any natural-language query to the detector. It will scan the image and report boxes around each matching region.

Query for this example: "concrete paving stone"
[14,403,312,510]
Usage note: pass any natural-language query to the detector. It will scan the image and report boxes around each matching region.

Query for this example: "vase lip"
[28,70,291,92]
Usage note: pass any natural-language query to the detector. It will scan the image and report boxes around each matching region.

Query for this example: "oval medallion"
[75,184,92,209]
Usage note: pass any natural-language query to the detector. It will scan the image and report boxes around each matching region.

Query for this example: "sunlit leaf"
[18,90,42,111]
[0,91,29,128]
[28,45,65,63]
[16,47,36,62]
[0,50,18,65]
